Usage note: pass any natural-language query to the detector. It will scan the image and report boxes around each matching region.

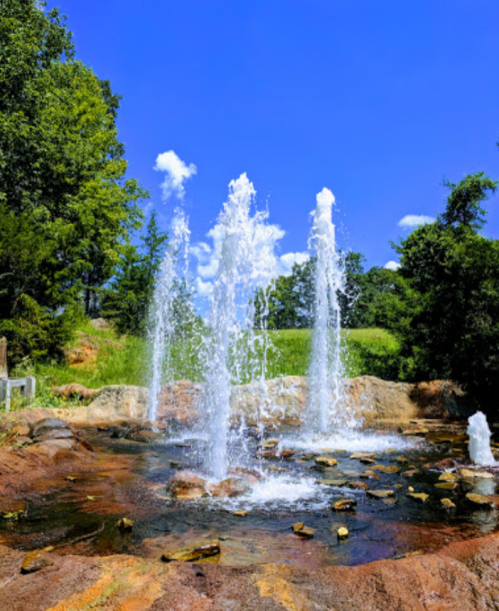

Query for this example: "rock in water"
[161,541,220,562]
[292,523,316,538]
[117,518,134,531]
[166,471,207,499]
[366,489,394,499]
[466,493,495,508]
[407,492,429,503]
[333,498,357,511]
[315,456,338,467]
[441,498,456,509]
[337,527,349,540]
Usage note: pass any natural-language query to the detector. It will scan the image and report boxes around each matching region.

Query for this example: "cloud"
[196,277,213,298]
[384,260,401,271]
[154,150,197,201]
[277,252,310,276]
[398,214,435,228]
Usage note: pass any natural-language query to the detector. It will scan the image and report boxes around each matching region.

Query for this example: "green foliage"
[101,213,168,334]
[0,0,146,363]
[396,172,499,401]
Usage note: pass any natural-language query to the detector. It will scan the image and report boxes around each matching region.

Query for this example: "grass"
[4,323,401,410]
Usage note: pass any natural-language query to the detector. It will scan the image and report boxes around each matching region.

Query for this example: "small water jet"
[149,208,192,422]
[468,411,496,467]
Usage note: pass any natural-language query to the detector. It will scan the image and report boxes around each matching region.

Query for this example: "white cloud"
[196,277,213,298]
[154,150,197,201]
[277,252,310,276]
[398,214,435,228]
[384,260,401,271]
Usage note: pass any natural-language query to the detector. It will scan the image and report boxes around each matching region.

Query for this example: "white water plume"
[307,188,353,432]
[201,173,282,480]
[149,209,193,421]
[468,411,497,467]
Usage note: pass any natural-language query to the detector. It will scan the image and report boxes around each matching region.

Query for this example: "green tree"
[396,173,499,401]
[101,213,168,335]
[0,0,146,360]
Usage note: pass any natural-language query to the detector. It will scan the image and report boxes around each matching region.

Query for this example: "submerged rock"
[161,540,220,562]
[367,489,394,499]
[459,468,494,479]
[337,527,349,539]
[332,498,357,511]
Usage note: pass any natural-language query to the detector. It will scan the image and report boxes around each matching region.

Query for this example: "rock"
[337,527,349,539]
[380,466,399,474]
[407,492,429,503]
[408,486,415,493]
[347,481,369,490]
[396,457,409,463]
[320,479,348,487]
[459,468,494,479]
[466,493,495,508]
[332,498,357,511]
[441,498,456,509]
[166,471,207,499]
[367,489,394,499]
[161,540,220,562]
[207,477,249,498]
[33,438,77,459]
[232,510,248,517]
[35,429,74,443]
[292,523,315,538]
[435,482,458,490]
[261,438,279,449]
[127,429,159,443]
[315,456,338,467]
[117,518,134,531]
[350,452,377,460]
[21,550,54,574]
[439,472,458,482]
[31,418,68,438]
[279,449,297,459]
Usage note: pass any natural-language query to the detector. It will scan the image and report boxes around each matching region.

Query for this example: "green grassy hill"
[16,323,400,398]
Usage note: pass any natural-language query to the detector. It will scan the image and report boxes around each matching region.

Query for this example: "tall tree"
[0,0,146,359]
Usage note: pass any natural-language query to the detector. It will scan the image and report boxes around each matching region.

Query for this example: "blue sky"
[55,0,499,278]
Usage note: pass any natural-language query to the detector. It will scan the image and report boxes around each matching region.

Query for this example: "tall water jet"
[202,173,281,480]
[307,188,351,432]
[149,209,192,422]
[468,411,496,466]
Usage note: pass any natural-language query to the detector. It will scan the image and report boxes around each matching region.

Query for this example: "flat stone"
[380,466,400,474]
[439,472,458,482]
[292,523,316,537]
[232,510,248,517]
[21,551,54,574]
[367,489,394,499]
[315,456,338,467]
[466,493,495,508]
[31,418,68,438]
[435,482,459,490]
[320,479,348,487]
[401,469,419,478]
[261,438,279,449]
[407,492,429,503]
[161,540,221,562]
[166,471,207,499]
[348,481,369,490]
[332,498,357,511]
[459,468,494,479]
[441,498,456,509]
[350,452,377,460]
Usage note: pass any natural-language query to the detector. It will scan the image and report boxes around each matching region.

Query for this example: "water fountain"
[468,411,496,467]
[149,208,192,422]
[201,173,281,480]
[307,188,354,432]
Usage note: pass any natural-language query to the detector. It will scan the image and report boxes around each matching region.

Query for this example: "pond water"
[1,424,498,569]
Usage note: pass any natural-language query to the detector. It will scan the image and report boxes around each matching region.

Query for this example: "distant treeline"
[257,172,499,403]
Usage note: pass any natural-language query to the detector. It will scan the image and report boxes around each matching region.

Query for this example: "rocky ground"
[0,378,497,610]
